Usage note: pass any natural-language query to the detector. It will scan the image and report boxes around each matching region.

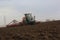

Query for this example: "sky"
[0,0,60,26]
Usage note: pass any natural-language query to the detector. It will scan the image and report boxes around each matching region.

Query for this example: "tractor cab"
[23,13,35,25]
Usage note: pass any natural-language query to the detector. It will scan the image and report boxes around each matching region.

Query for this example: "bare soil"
[0,20,60,40]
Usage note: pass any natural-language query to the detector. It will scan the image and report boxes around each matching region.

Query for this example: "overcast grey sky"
[0,0,60,25]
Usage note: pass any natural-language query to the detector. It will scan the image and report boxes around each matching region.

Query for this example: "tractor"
[7,13,37,27]
[22,13,35,25]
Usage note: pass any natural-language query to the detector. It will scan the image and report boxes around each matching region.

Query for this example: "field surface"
[0,20,60,40]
